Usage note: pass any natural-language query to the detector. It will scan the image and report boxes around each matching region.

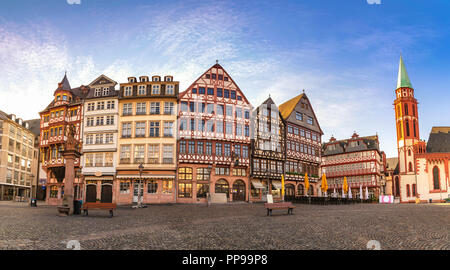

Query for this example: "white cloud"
[367,0,381,4]
[67,0,81,4]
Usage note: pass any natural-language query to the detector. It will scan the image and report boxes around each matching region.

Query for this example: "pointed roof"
[57,73,71,91]
[397,56,412,89]
[278,93,304,119]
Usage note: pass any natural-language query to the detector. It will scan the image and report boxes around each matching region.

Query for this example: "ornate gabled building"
[81,75,119,204]
[393,56,450,203]
[116,74,179,205]
[39,74,86,205]
[321,133,386,198]
[279,93,323,196]
[177,62,252,203]
[250,96,286,202]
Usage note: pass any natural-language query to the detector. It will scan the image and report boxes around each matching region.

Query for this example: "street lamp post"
[207,165,213,207]
[138,163,144,208]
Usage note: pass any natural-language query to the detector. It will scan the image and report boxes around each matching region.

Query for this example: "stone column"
[58,149,80,216]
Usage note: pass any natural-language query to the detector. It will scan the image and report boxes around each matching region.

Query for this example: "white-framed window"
[94,153,103,167]
[164,102,174,114]
[95,134,103,144]
[87,103,95,111]
[123,103,132,115]
[97,101,105,110]
[85,153,94,167]
[105,133,114,144]
[152,85,160,95]
[85,134,94,145]
[86,117,94,127]
[106,115,114,125]
[102,87,109,96]
[121,123,132,138]
[124,86,132,96]
[148,144,159,164]
[150,102,160,114]
[136,102,146,115]
[163,144,173,164]
[94,88,101,97]
[138,85,146,95]
[106,100,115,109]
[134,144,145,163]
[135,122,146,137]
[166,85,174,95]
[164,122,173,137]
[96,116,104,126]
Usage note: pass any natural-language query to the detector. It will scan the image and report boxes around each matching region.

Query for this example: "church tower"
[394,56,420,176]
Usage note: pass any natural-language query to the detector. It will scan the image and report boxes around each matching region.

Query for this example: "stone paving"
[0,201,448,250]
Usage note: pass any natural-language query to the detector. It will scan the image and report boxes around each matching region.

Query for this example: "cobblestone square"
[0,202,448,250]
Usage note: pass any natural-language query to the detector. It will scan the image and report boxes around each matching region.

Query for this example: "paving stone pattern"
[0,202,448,250]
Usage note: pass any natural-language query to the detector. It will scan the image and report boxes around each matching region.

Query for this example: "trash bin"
[429,199,433,203]
[30,198,37,207]
[73,200,82,215]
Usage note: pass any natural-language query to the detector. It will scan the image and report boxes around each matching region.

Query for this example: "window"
[124,86,132,96]
[242,145,249,158]
[207,104,214,114]
[87,103,95,111]
[163,144,173,164]
[181,101,188,112]
[199,87,205,94]
[162,180,172,194]
[138,85,146,95]
[217,88,223,97]
[406,120,410,137]
[224,89,230,98]
[307,117,314,125]
[217,104,224,115]
[104,115,114,125]
[149,122,160,137]
[103,87,109,96]
[236,124,242,136]
[295,112,303,121]
[190,119,195,131]
[152,85,160,95]
[180,119,187,130]
[148,144,159,164]
[225,122,232,134]
[207,88,214,95]
[230,91,236,99]
[166,85,174,95]
[178,167,193,180]
[135,122,146,137]
[412,184,416,196]
[235,144,241,157]
[206,142,212,155]
[97,101,105,110]
[235,108,242,118]
[120,181,131,194]
[197,142,204,154]
[134,145,145,163]
[150,102,160,114]
[188,141,195,154]
[207,120,214,133]
[433,166,440,190]
[189,102,195,112]
[164,102,174,115]
[226,105,233,117]
[244,110,250,119]
[122,123,132,138]
[406,184,410,197]
[192,88,197,94]
[94,153,103,167]
[86,117,94,127]
[147,181,158,193]
[215,143,222,156]
[85,134,93,145]
[136,103,146,115]
[106,100,115,109]
[95,88,101,96]
[197,184,209,198]
[179,141,186,154]
[224,144,231,157]
[215,167,229,175]
[105,133,114,144]
[95,134,103,144]
[123,103,132,116]
[178,183,192,198]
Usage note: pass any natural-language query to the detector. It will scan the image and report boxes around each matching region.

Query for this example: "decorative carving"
[65,124,78,151]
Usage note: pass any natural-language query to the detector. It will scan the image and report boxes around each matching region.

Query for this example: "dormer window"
[56,95,60,101]
[140,76,148,82]
[138,85,146,95]
[103,87,110,96]
[328,144,336,151]
[62,95,67,101]
[206,74,210,79]
[152,85,160,95]
[95,88,101,97]
[165,76,172,82]
[128,77,136,83]
[166,85,174,95]
[124,86,132,96]
[152,76,160,82]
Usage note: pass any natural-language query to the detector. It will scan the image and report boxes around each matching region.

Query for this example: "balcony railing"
[120,158,130,164]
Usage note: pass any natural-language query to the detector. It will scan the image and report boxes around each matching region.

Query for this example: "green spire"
[397,55,412,89]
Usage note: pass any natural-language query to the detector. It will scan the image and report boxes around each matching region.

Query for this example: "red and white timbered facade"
[177,62,252,203]
[39,74,85,206]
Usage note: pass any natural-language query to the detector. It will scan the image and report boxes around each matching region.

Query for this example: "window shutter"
[161,84,166,95]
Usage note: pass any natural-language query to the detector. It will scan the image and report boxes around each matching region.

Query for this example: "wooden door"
[101,185,113,203]
[86,185,97,203]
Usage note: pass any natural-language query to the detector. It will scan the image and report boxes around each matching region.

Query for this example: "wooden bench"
[265,202,295,216]
[82,202,117,218]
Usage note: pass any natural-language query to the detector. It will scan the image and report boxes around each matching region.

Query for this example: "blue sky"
[0,0,449,157]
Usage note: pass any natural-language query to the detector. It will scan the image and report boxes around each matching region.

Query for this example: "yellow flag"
[343,176,348,193]
[281,174,285,198]
[321,173,328,192]
[304,173,309,195]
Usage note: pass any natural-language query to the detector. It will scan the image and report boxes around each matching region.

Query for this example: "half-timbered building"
[39,74,85,206]
[250,97,286,202]
[177,62,252,203]
[321,133,386,199]
[279,93,323,197]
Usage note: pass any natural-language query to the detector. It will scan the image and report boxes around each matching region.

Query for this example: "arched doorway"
[297,184,304,196]
[232,180,246,201]
[308,185,314,196]
[86,184,97,202]
[101,184,113,203]
[285,184,295,201]
[215,179,229,198]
